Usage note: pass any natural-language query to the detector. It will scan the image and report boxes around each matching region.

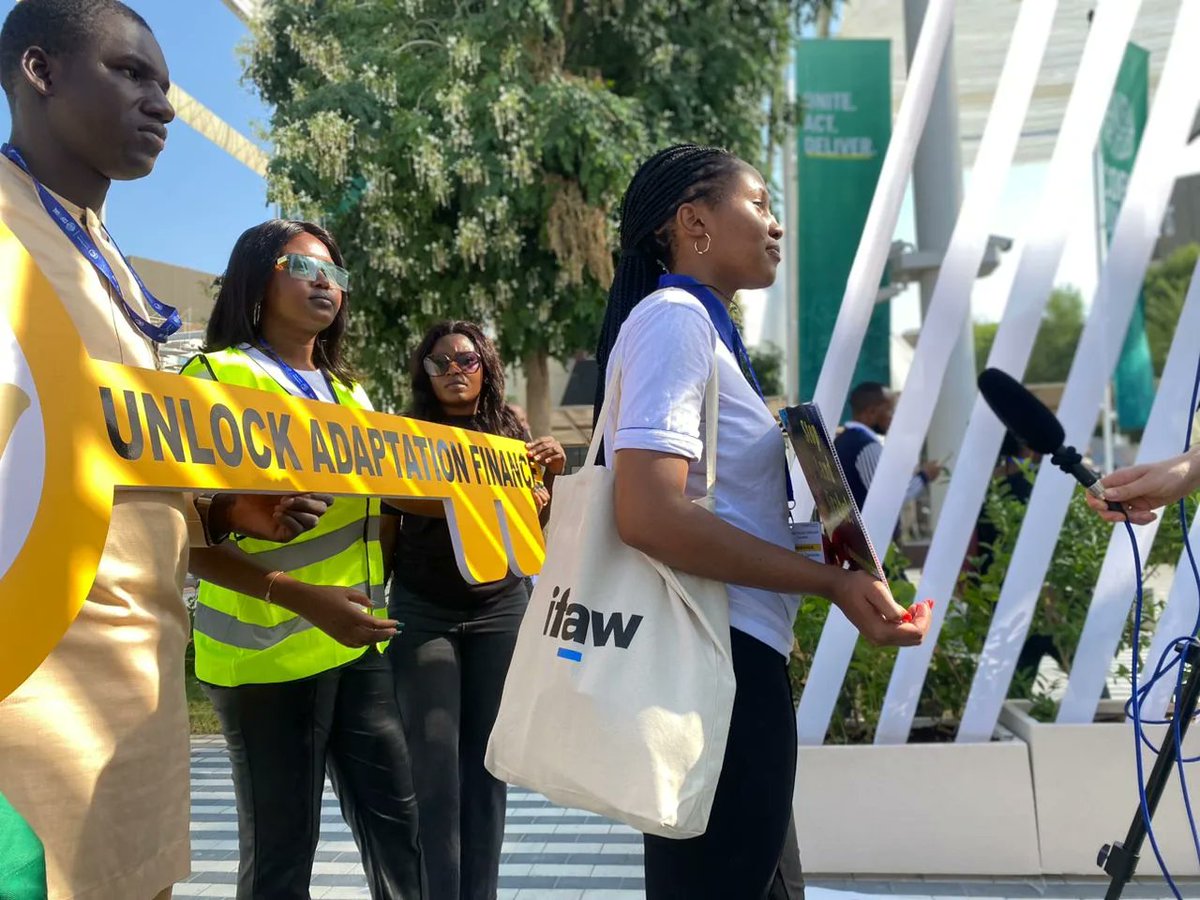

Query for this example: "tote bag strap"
[586,347,719,500]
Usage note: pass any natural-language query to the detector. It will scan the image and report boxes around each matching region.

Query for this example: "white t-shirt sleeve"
[611,298,716,462]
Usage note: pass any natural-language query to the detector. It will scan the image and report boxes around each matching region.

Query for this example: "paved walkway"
[180,737,1196,899]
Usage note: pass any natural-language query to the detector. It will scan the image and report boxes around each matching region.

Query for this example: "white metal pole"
[793,0,955,743]
[784,40,801,404]
[787,0,954,525]
[903,0,974,523]
[797,0,1057,748]
[1093,143,1117,474]
[1059,257,1200,723]
[875,0,1143,744]
[956,0,1200,743]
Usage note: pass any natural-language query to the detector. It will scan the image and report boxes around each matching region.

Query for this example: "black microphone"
[977,368,1122,511]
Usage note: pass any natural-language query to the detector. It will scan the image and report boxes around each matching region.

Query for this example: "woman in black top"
[386,320,564,900]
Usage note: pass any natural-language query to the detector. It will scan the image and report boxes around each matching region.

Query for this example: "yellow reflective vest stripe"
[181,347,386,687]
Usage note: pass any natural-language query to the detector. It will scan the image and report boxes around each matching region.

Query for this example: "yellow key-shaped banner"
[0,223,545,700]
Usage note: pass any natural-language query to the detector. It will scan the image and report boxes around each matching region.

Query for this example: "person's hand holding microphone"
[1084,447,1200,524]
[974,368,1200,525]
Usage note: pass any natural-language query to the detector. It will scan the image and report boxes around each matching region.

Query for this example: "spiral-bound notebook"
[780,403,886,583]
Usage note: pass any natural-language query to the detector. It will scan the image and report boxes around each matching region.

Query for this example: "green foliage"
[1031,287,1087,384]
[974,245,1199,385]
[748,342,785,397]
[973,320,998,374]
[972,286,1085,383]
[1143,243,1199,377]
[245,0,826,405]
[791,463,1165,742]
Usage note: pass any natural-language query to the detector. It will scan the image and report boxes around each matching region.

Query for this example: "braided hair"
[593,144,748,421]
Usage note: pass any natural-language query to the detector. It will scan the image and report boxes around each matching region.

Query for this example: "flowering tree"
[246,0,828,430]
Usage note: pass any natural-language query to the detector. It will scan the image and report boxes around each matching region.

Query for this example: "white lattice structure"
[795,0,1200,747]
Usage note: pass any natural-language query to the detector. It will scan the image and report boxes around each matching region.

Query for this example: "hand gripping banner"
[0,222,544,700]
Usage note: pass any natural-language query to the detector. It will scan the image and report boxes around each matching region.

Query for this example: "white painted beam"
[957,0,1200,743]
[167,84,269,177]
[871,0,1141,745]
[219,0,261,24]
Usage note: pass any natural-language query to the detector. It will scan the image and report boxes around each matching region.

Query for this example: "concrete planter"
[1000,699,1200,876]
[793,725,1041,875]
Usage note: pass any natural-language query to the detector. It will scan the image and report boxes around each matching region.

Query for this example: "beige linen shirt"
[0,154,204,899]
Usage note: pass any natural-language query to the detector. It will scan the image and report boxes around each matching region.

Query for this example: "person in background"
[184,220,424,900]
[834,381,943,513]
[385,320,565,900]
[593,143,929,898]
[0,5,329,898]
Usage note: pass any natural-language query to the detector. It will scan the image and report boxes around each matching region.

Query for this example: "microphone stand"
[1098,639,1200,899]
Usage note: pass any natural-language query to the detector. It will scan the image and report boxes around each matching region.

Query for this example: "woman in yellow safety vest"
[186,219,423,900]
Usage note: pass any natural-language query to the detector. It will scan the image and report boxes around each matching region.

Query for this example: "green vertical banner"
[795,39,891,413]
[1102,43,1153,431]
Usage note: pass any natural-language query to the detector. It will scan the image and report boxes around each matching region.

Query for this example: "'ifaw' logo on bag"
[542,585,643,663]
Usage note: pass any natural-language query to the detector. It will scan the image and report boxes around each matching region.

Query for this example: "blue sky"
[0,0,273,276]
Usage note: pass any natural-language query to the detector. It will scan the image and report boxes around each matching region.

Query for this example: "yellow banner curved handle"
[0,224,544,700]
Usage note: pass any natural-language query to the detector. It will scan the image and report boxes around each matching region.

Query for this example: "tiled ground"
[179,737,1197,900]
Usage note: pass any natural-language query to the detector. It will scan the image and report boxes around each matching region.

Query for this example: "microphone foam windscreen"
[977,368,1065,454]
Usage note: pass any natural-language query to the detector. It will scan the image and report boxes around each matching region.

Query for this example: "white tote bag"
[485,357,735,838]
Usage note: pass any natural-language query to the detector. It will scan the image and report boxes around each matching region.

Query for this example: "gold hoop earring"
[694,233,712,256]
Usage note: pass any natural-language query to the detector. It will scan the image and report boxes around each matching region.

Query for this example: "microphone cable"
[1118,346,1200,899]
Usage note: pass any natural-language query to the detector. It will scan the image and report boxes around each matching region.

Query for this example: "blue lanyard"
[2,144,181,344]
[657,273,794,503]
[658,274,768,400]
[256,341,323,402]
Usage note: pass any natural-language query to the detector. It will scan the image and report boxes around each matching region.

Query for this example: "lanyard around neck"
[657,273,793,503]
[2,144,181,344]
[657,274,769,400]
[255,341,326,402]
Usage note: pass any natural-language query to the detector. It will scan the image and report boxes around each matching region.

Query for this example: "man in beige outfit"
[0,2,331,897]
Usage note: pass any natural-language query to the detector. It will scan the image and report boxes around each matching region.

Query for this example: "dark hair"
[849,381,890,416]
[593,144,748,420]
[0,0,149,100]
[407,320,526,440]
[204,219,356,386]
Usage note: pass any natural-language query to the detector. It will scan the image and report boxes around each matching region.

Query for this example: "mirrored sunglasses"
[275,253,350,291]
[423,351,482,377]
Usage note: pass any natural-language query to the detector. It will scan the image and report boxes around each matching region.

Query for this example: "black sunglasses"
[423,351,482,377]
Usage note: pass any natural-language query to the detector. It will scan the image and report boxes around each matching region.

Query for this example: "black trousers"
[388,580,528,900]
[644,628,801,899]
[773,816,807,900]
[204,649,425,900]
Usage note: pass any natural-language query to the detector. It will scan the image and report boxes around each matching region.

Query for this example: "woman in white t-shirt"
[594,145,932,898]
